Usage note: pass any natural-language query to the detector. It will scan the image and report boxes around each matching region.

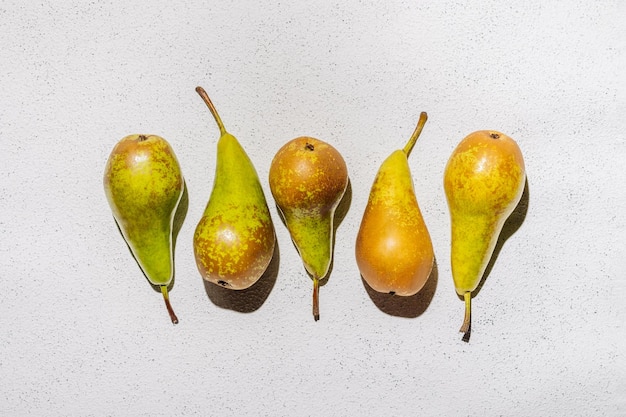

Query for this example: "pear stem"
[196,86,227,136]
[460,291,471,341]
[402,112,428,157]
[312,277,320,321]
[160,285,179,324]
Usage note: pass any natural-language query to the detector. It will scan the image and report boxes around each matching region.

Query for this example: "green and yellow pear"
[444,130,526,341]
[103,134,184,324]
[193,86,276,290]
[356,112,434,296]
[269,137,348,321]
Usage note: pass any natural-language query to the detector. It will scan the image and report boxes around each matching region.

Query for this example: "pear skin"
[444,130,526,340]
[193,87,276,290]
[356,112,434,296]
[268,137,348,321]
[103,134,184,324]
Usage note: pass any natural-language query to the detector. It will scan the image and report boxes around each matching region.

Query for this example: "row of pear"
[104,86,526,342]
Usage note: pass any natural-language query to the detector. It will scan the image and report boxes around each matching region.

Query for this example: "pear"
[193,86,276,290]
[355,112,434,296]
[103,134,184,324]
[444,130,526,341]
[268,137,348,321]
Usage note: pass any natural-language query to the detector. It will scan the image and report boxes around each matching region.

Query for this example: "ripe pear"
[268,137,348,321]
[193,86,276,290]
[356,112,434,296]
[103,134,184,324]
[444,130,526,340]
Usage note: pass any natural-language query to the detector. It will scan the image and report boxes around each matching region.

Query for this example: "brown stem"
[313,277,320,321]
[195,86,227,136]
[459,291,471,341]
[402,112,428,157]
[161,285,179,324]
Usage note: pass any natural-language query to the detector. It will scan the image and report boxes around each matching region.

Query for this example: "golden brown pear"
[268,137,348,321]
[444,130,525,341]
[355,112,434,296]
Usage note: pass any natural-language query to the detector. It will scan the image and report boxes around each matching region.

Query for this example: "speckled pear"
[356,112,434,296]
[444,130,525,341]
[193,86,275,290]
[103,134,184,324]
[268,137,348,321]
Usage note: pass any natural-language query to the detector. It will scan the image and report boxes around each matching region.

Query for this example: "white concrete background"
[1,1,625,416]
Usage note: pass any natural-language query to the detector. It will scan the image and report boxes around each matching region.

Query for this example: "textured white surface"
[1,1,625,416]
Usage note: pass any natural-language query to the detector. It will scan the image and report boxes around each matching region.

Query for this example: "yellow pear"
[355,112,434,296]
[444,130,525,340]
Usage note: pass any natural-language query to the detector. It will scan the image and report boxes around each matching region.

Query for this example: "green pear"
[355,112,434,296]
[193,87,276,290]
[268,137,348,321]
[444,130,526,341]
[103,134,184,324]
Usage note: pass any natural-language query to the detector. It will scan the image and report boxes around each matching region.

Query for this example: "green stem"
[402,112,428,157]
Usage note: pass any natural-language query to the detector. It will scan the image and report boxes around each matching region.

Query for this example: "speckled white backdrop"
[1,1,625,416]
